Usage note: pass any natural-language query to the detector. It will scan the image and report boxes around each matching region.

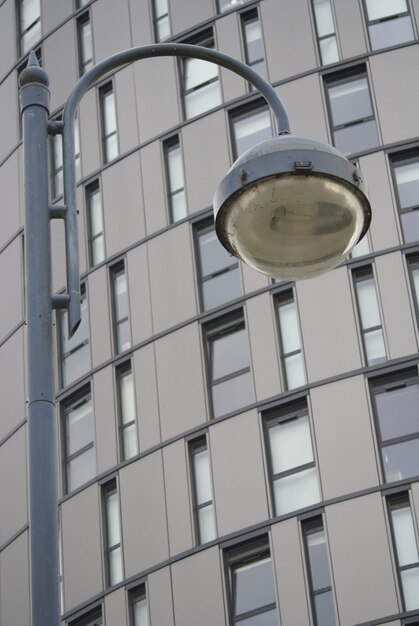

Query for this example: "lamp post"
[19,44,371,626]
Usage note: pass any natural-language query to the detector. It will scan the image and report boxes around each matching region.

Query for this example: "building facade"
[1,0,419,625]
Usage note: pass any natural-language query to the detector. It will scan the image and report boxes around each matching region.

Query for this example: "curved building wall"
[1,0,419,625]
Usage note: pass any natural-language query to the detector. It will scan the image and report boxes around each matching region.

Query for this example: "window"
[69,606,102,626]
[226,537,279,626]
[364,0,414,50]
[391,152,419,244]
[325,68,379,155]
[163,135,187,223]
[102,479,123,587]
[353,266,386,366]
[388,493,419,611]
[350,233,371,258]
[371,370,419,482]
[275,290,306,390]
[218,0,252,12]
[312,0,339,65]
[302,517,337,626]
[265,401,321,516]
[130,585,150,626]
[408,254,419,323]
[60,283,91,387]
[205,310,254,418]
[152,0,170,42]
[75,0,91,7]
[189,436,216,544]
[51,113,81,199]
[116,361,138,461]
[195,218,241,311]
[180,30,222,119]
[86,180,105,267]
[62,387,96,493]
[241,9,267,87]
[110,261,131,354]
[99,82,118,163]
[18,0,41,56]
[77,11,93,76]
[230,102,272,160]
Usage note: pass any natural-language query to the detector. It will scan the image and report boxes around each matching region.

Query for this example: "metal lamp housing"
[214,135,371,281]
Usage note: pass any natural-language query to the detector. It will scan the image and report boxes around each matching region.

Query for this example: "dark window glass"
[371,371,419,482]
[195,218,241,311]
[388,493,419,611]
[391,153,419,244]
[364,0,414,50]
[325,69,379,155]
[230,102,272,159]
[303,517,337,626]
[63,387,96,493]
[227,538,278,626]
[205,311,254,417]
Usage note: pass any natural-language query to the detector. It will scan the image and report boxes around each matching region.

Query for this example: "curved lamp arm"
[62,43,291,335]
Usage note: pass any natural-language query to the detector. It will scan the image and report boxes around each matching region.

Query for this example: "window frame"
[229,99,272,161]
[352,264,387,367]
[311,0,340,65]
[76,9,94,77]
[370,368,419,484]
[17,0,42,57]
[163,134,187,223]
[363,0,415,51]
[204,309,254,418]
[99,80,119,164]
[116,359,139,462]
[61,384,95,494]
[390,150,419,244]
[302,515,337,626]
[324,65,379,156]
[179,28,221,120]
[188,434,217,545]
[129,583,150,626]
[101,477,124,588]
[240,7,267,89]
[274,288,306,391]
[58,282,91,388]
[387,491,419,611]
[110,259,132,355]
[194,216,241,311]
[225,535,278,626]
[263,399,321,517]
[151,0,171,42]
[85,179,105,268]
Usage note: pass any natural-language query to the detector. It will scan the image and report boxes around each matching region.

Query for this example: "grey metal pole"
[19,52,61,626]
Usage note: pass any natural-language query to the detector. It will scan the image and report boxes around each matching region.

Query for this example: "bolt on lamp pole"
[19,45,371,626]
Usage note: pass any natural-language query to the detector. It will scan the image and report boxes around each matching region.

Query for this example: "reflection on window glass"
[312,0,339,65]
[372,372,419,483]
[325,69,379,155]
[392,153,419,244]
[388,493,419,611]
[190,436,216,544]
[303,518,337,626]
[205,311,254,417]
[265,402,320,515]
[364,0,414,50]
[195,218,241,310]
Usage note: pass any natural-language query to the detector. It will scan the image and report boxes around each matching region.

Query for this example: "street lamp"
[19,44,371,626]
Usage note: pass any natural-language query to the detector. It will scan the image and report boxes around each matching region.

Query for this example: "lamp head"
[214,135,371,281]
